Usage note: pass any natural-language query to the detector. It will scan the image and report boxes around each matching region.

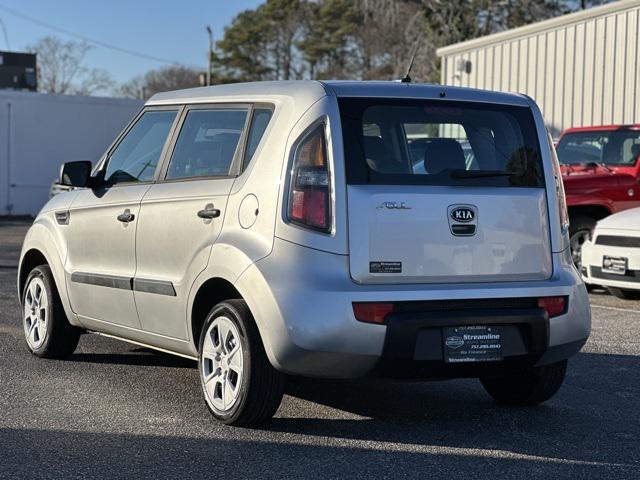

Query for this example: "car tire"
[607,287,640,300]
[198,299,285,426]
[480,360,567,405]
[569,216,596,268]
[22,264,81,358]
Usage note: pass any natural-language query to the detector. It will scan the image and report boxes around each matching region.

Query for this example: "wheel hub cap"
[23,277,48,350]
[200,316,244,413]
[570,230,590,268]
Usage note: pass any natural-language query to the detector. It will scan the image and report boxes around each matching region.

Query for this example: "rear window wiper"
[449,169,516,179]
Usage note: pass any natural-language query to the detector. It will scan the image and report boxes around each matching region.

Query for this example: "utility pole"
[206,25,213,86]
[0,18,10,50]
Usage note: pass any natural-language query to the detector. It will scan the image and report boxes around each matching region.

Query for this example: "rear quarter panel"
[273,94,349,254]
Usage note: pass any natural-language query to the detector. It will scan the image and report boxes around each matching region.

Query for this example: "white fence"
[0,90,142,216]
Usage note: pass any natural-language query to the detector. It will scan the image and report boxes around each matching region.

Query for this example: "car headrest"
[602,140,620,164]
[363,136,387,168]
[363,136,409,174]
[423,138,466,174]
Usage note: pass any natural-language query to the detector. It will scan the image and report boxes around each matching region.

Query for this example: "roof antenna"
[399,36,422,83]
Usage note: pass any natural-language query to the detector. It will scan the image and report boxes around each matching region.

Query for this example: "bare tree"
[118,65,202,99]
[354,0,427,80]
[27,36,113,96]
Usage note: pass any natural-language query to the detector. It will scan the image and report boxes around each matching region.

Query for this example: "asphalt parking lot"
[1,219,639,479]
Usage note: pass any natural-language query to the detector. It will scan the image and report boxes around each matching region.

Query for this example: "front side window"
[166,108,248,180]
[339,98,543,187]
[556,130,640,166]
[104,110,177,184]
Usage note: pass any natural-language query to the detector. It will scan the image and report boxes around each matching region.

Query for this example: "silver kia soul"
[18,81,591,425]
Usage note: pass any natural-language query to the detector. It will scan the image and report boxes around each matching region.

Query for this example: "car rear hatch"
[338,97,552,284]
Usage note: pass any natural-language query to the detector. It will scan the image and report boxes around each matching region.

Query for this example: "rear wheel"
[569,216,596,269]
[198,299,285,426]
[480,360,567,405]
[22,265,81,358]
[607,287,640,300]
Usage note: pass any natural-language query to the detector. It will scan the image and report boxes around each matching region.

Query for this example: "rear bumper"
[374,306,586,379]
[236,238,590,379]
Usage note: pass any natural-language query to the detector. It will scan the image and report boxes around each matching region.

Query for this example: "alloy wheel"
[23,277,48,350]
[570,229,590,269]
[200,316,244,413]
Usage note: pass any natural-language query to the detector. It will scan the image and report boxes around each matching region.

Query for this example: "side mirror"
[59,161,92,187]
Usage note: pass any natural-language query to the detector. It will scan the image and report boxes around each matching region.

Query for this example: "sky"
[0,0,263,88]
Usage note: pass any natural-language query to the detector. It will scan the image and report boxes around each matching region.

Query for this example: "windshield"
[339,98,544,187]
[556,130,640,166]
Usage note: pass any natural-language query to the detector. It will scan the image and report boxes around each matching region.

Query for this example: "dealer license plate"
[602,256,627,275]
[444,326,503,363]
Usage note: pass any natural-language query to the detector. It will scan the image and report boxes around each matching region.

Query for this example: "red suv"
[556,125,640,265]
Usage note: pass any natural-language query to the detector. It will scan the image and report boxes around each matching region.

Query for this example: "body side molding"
[71,272,176,296]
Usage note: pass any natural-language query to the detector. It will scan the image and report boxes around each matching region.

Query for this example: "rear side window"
[166,108,248,180]
[243,108,273,168]
[105,110,177,184]
[339,98,543,187]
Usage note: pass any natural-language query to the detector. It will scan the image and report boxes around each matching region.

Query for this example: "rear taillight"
[538,296,567,318]
[353,302,394,324]
[287,125,332,232]
[548,133,569,233]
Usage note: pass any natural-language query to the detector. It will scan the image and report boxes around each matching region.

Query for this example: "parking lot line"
[590,304,640,315]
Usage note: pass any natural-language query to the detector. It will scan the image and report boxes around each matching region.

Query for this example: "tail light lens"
[287,125,332,232]
[548,133,570,233]
[538,296,567,318]
[353,302,394,324]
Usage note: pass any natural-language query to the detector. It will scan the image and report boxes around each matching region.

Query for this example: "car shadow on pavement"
[1,426,633,480]
[266,351,640,471]
[71,348,195,369]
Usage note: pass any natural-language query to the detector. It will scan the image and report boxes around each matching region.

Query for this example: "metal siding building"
[437,0,640,136]
[0,91,142,216]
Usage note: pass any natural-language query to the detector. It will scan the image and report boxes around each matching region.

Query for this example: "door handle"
[117,209,135,223]
[197,204,221,219]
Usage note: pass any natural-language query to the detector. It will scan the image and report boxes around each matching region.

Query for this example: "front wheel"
[569,216,596,269]
[22,264,81,358]
[480,360,567,405]
[198,299,285,426]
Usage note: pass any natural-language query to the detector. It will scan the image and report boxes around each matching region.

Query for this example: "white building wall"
[0,91,142,216]
[438,0,640,136]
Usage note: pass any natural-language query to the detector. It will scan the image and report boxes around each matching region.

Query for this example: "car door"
[133,105,253,339]
[64,107,180,329]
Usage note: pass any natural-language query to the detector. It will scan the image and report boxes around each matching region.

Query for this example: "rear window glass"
[556,130,640,166]
[339,98,544,187]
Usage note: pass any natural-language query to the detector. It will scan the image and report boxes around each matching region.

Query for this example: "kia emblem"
[450,207,475,223]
